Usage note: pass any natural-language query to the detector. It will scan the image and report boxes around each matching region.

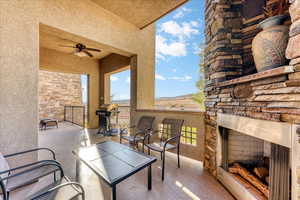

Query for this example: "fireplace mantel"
[217,113,292,148]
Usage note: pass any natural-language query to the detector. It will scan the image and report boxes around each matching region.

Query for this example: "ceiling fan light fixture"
[74,51,87,57]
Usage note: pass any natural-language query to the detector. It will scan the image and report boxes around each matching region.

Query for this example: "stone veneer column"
[204,0,243,175]
[286,1,300,199]
[286,0,300,67]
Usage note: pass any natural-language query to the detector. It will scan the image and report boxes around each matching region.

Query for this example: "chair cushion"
[121,135,144,143]
[27,177,82,200]
[0,153,10,186]
[145,142,176,152]
[6,162,61,192]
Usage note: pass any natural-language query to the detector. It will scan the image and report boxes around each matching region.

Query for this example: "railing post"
[83,106,85,128]
[72,106,74,125]
[64,106,66,121]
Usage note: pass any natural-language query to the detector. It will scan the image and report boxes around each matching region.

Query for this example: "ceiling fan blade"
[85,48,101,52]
[83,50,93,57]
[59,45,77,48]
[61,38,78,44]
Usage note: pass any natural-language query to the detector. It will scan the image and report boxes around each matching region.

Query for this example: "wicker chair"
[144,118,184,181]
[120,116,155,150]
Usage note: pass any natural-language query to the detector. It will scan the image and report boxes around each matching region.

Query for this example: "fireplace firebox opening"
[219,127,290,200]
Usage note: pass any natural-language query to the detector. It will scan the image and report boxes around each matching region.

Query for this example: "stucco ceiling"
[90,0,188,29]
[39,24,132,60]
[40,31,111,59]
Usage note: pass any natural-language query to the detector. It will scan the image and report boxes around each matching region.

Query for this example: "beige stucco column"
[129,56,138,126]
[99,70,111,105]
[131,53,155,125]
[0,2,39,166]
[135,55,155,110]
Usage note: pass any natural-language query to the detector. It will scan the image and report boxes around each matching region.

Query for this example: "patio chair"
[119,116,155,150]
[144,118,184,181]
[0,148,63,200]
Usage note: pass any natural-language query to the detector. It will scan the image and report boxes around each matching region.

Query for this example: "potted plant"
[252,0,290,72]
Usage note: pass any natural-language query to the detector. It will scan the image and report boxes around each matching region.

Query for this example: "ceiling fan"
[59,43,101,58]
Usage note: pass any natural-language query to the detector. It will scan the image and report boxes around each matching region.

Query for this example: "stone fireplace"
[203,0,300,199]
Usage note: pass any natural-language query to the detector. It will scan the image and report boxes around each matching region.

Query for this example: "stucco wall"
[0,1,39,167]
[0,0,155,166]
[39,70,83,121]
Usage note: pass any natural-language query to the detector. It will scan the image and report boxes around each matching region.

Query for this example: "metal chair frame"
[0,148,61,200]
[120,116,155,149]
[143,118,184,181]
[29,176,85,200]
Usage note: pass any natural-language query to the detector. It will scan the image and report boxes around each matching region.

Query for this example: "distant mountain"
[112,99,130,105]
[112,93,202,111]
[112,93,195,104]
[157,93,194,100]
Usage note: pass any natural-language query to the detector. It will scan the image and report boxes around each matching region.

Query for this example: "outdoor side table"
[72,141,157,200]
[39,118,58,130]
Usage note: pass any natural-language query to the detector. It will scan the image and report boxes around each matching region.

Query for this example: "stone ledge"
[216,66,294,87]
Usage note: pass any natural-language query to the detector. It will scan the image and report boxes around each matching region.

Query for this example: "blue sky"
[110,0,205,100]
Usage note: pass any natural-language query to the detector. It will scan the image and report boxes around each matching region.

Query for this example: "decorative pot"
[252,15,289,72]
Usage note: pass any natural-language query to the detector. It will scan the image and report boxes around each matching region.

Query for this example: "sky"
[107,0,205,100]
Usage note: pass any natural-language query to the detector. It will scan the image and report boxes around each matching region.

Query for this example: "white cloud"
[168,75,193,82]
[126,77,130,83]
[172,69,177,73]
[160,20,199,40]
[155,74,166,80]
[110,76,119,81]
[156,35,187,58]
[192,43,201,55]
[112,94,130,100]
[119,94,130,100]
[173,7,192,19]
[192,43,206,55]
[190,21,200,27]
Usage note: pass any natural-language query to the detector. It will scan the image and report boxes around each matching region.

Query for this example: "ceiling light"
[74,51,87,57]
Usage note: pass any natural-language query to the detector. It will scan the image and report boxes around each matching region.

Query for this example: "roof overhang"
[90,0,189,29]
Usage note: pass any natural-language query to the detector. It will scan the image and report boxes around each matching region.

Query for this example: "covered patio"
[35,122,233,200]
[2,0,300,199]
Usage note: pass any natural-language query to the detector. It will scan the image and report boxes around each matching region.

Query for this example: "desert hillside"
[112,94,202,111]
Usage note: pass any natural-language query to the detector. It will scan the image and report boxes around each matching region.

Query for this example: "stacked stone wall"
[287,0,300,67]
[39,70,83,121]
[204,0,244,175]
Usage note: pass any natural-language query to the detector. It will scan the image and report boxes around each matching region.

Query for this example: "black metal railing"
[64,105,86,128]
